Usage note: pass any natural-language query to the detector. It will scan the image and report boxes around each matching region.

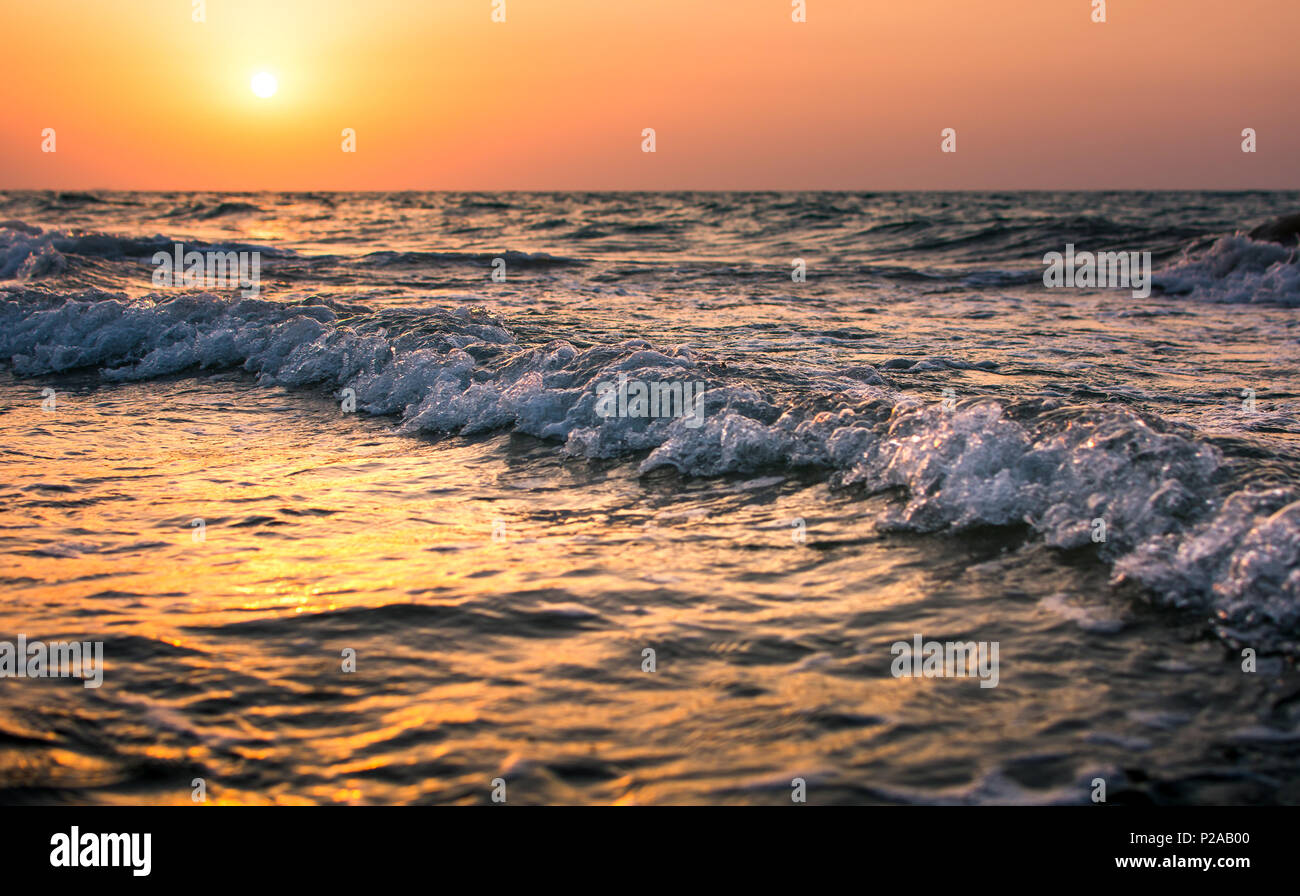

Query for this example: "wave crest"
[1156,234,1300,305]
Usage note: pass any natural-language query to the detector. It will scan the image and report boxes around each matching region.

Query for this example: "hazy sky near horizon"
[1,0,1295,190]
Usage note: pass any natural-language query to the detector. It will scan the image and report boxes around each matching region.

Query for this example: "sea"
[1,190,1298,804]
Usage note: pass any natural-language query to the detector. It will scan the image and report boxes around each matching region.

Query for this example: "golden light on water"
[0,378,953,804]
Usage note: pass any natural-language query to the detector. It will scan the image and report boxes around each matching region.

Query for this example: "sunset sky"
[1,0,1295,190]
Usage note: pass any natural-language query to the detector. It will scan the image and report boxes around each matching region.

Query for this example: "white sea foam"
[1155,234,1300,306]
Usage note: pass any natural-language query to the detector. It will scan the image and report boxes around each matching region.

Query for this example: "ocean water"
[1,190,1298,805]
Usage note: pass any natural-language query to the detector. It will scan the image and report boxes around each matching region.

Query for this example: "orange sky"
[0,0,1295,190]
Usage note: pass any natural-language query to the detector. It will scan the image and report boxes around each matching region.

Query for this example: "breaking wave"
[1156,234,1300,306]
[0,221,292,281]
[2,288,1297,654]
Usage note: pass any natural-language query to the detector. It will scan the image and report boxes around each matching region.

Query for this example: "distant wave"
[0,221,293,280]
[354,249,585,269]
[1155,233,1300,306]
[163,200,267,220]
[51,191,110,206]
[0,222,68,279]
[0,221,584,282]
[2,288,1296,654]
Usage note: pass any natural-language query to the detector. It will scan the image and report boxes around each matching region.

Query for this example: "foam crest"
[1156,234,1300,305]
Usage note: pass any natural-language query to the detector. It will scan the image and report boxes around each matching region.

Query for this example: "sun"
[250,72,278,99]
